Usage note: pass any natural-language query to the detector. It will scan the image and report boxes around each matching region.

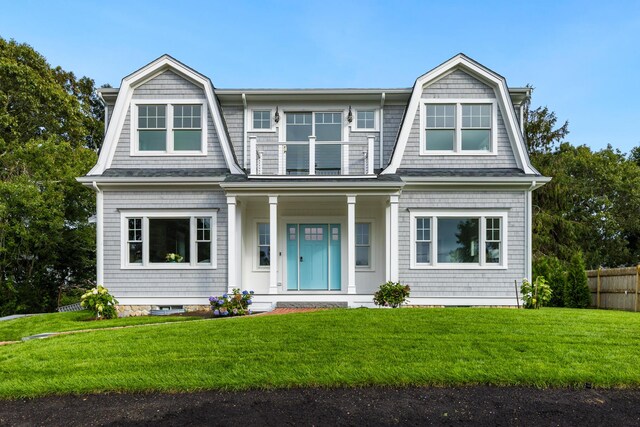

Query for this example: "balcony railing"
[249,136,375,176]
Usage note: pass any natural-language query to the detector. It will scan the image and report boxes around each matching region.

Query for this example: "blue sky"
[1,0,639,152]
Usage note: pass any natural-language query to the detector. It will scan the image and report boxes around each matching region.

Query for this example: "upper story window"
[421,100,496,155]
[132,101,207,155]
[355,110,376,130]
[252,110,271,130]
[285,112,343,142]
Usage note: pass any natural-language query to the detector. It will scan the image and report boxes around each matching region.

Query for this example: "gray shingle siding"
[103,189,228,298]
[110,106,228,169]
[398,190,525,298]
[383,105,405,167]
[221,105,244,167]
[133,70,204,99]
[399,69,518,170]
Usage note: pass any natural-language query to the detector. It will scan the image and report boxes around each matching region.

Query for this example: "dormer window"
[132,101,207,155]
[420,99,497,155]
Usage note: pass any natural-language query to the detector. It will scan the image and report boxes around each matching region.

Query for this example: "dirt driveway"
[1,386,639,426]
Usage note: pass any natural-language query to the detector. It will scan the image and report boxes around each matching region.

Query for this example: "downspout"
[242,93,248,170]
[379,92,386,169]
[525,180,536,283]
[92,181,104,285]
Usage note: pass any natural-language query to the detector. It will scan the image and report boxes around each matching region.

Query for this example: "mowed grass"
[0,311,200,342]
[1,308,639,398]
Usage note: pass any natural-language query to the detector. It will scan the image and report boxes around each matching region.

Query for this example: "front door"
[287,223,341,290]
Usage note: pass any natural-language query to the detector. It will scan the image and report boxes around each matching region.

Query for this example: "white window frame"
[353,109,379,131]
[249,108,276,132]
[409,210,508,269]
[355,221,373,270]
[419,99,497,156]
[120,209,217,269]
[254,219,271,271]
[282,110,346,142]
[131,99,208,156]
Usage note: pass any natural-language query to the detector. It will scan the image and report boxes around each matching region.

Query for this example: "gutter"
[76,176,228,186]
[242,93,247,169]
[380,92,385,169]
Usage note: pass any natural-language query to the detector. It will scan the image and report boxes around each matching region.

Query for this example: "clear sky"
[1,0,639,153]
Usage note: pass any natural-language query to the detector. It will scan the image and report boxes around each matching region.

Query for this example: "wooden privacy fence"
[586,266,640,312]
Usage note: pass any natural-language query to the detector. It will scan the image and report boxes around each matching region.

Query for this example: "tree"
[0,38,103,315]
[564,252,591,308]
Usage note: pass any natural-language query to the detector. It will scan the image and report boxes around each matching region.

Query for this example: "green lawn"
[1,308,639,398]
[0,310,201,342]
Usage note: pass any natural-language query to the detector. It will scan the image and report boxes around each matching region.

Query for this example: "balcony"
[249,136,375,176]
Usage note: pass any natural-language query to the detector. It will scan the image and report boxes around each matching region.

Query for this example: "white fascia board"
[87,55,243,176]
[401,177,550,191]
[382,54,537,175]
[76,176,226,187]
[220,181,404,190]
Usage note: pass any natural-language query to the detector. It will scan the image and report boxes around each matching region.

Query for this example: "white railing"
[250,136,375,176]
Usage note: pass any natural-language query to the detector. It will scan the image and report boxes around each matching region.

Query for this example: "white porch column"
[347,195,357,294]
[269,195,278,294]
[236,201,243,290]
[309,136,316,175]
[227,196,237,293]
[367,136,375,175]
[385,202,390,282]
[389,194,399,282]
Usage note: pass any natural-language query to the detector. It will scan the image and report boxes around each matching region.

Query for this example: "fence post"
[636,265,639,313]
[597,267,601,309]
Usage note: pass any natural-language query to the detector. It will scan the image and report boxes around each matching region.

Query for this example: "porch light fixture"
[274,106,280,124]
[347,105,353,123]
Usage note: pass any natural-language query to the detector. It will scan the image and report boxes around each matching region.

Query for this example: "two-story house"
[78,54,549,314]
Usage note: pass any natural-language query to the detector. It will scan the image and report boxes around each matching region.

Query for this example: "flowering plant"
[165,253,184,263]
[81,285,119,319]
[209,288,254,317]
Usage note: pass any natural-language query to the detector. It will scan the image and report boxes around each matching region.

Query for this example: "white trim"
[119,209,217,270]
[227,196,237,293]
[352,108,380,132]
[382,54,537,175]
[269,196,278,294]
[355,219,376,271]
[248,107,276,132]
[419,99,498,156]
[409,209,508,270]
[92,182,104,285]
[253,219,271,272]
[389,194,399,281]
[130,100,208,156]
[347,195,356,294]
[88,55,243,175]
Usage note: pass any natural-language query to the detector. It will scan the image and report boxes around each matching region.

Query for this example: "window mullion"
[480,216,486,266]
[167,104,174,153]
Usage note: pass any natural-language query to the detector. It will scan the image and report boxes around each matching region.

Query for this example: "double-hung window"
[355,223,371,267]
[122,211,216,268]
[257,223,270,267]
[410,211,507,268]
[134,101,206,154]
[421,100,496,154]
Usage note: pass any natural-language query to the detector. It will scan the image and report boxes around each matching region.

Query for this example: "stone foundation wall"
[116,304,210,317]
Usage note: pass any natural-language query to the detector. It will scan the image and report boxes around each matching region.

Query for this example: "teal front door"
[287,223,341,291]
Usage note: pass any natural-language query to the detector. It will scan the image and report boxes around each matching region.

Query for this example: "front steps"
[276,301,349,309]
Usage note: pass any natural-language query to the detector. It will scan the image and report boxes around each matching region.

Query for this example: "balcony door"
[285,112,342,175]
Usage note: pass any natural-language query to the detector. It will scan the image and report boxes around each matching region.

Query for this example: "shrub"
[80,285,119,319]
[564,251,591,308]
[373,281,410,308]
[210,288,254,317]
[521,276,552,309]
[533,255,567,307]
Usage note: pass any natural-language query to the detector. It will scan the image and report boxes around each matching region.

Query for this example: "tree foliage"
[526,100,640,270]
[0,38,102,315]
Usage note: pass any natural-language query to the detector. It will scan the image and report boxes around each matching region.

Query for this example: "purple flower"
[242,290,248,295]
[249,290,255,294]
[213,309,220,316]
[222,293,228,298]
[247,300,252,305]
[248,309,252,315]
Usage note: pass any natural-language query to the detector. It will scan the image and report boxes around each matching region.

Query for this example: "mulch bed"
[1,386,640,426]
